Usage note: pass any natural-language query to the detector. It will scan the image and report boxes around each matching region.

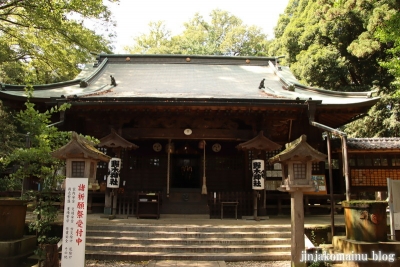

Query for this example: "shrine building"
[0,54,383,217]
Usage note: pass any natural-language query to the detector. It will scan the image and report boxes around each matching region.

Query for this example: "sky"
[106,0,290,53]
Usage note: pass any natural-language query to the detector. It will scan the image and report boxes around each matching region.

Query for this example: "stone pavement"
[147,260,226,267]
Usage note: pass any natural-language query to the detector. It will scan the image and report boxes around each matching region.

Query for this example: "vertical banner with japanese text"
[61,178,88,267]
[107,157,121,188]
[252,159,265,190]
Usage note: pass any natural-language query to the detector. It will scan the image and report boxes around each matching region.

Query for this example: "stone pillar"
[291,190,306,267]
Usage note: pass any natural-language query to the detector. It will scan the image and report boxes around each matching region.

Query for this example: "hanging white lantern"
[107,158,121,188]
[252,159,265,190]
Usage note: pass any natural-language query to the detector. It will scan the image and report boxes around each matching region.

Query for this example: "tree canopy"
[0,0,118,85]
[124,9,269,56]
[270,0,400,137]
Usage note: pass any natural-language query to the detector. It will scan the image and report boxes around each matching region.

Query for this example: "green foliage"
[0,0,117,85]
[375,12,400,93]
[270,0,400,137]
[2,86,99,256]
[2,86,71,256]
[28,192,61,245]
[5,87,71,186]
[0,176,22,191]
[125,9,269,56]
[345,92,400,137]
[0,101,22,159]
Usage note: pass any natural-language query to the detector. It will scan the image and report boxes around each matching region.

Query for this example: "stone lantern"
[269,135,326,267]
[52,132,111,185]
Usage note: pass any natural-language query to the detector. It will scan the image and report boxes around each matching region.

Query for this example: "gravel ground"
[83,260,292,267]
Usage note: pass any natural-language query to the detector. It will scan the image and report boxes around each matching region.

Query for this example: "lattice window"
[325,159,340,169]
[210,156,243,170]
[129,156,138,169]
[150,158,160,167]
[351,169,400,186]
[354,154,390,167]
[312,162,320,172]
[247,151,253,171]
[393,156,400,166]
[364,156,372,166]
[265,149,282,170]
[293,163,306,179]
[97,147,108,169]
[71,161,85,177]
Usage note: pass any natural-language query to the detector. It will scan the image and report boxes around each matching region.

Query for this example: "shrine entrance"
[171,155,201,188]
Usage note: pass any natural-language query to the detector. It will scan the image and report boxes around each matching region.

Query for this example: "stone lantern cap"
[269,135,326,192]
[97,129,139,150]
[236,131,281,153]
[52,132,111,162]
[269,134,326,163]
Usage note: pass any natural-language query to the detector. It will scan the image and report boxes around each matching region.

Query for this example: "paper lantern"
[252,159,265,190]
[107,158,121,188]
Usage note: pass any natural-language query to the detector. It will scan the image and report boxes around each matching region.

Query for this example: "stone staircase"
[85,222,292,261]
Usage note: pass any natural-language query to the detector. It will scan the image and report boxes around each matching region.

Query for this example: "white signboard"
[252,159,265,190]
[61,178,88,267]
[395,213,400,230]
[107,157,121,188]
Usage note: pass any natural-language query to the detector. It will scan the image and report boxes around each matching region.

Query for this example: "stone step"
[86,230,291,239]
[87,224,291,233]
[85,223,292,262]
[86,236,291,246]
[86,243,291,253]
[85,251,291,262]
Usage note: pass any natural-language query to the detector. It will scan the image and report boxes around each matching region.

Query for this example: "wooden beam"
[122,128,255,141]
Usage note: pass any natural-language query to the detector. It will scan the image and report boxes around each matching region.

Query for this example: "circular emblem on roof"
[184,129,192,135]
[153,143,162,152]
[186,57,191,62]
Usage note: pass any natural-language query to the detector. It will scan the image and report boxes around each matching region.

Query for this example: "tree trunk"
[40,244,59,267]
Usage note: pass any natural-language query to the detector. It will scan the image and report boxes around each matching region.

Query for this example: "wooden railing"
[116,190,162,218]
[207,191,346,218]
[1,190,345,217]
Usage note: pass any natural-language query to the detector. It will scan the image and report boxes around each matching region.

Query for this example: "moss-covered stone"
[342,200,388,242]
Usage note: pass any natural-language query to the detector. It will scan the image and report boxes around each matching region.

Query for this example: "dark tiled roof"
[0,54,378,106]
[332,138,400,151]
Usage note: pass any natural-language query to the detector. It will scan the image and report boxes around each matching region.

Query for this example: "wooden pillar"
[167,139,171,198]
[291,190,306,267]
[201,140,207,195]
[112,190,117,217]
[327,133,335,238]
[304,196,310,215]
[277,198,282,215]
[253,191,259,221]
[341,135,350,201]
[104,186,112,215]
